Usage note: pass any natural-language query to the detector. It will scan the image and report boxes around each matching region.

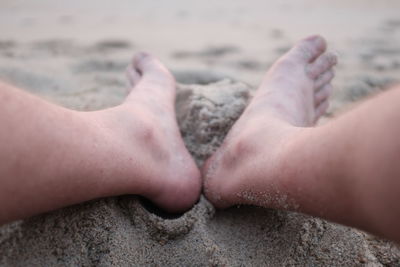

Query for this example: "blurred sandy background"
[1,0,400,83]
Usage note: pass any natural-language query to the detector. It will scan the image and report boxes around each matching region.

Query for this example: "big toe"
[133,52,175,86]
[289,35,327,63]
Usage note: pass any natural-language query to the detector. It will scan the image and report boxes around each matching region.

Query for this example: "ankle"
[74,110,143,198]
[257,126,312,210]
[209,121,303,208]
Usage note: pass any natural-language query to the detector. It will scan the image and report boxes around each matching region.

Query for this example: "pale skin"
[0,36,399,243]
[0,53,202,224]
[203,35,400,243]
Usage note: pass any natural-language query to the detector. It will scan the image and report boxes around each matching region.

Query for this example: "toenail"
[311,35,323,42]
[135,52,151,62]
[309,35,326,51]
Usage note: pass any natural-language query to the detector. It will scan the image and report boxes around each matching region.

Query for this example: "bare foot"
[203,35,337,209]
[90,52,201,213]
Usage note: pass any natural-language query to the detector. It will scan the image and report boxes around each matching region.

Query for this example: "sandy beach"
[0,0,400,265]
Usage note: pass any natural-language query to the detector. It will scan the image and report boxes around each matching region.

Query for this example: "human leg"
[203,35,400,242]
[0,53,201,224]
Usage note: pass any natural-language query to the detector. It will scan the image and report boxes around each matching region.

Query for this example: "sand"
[1,0,400,266]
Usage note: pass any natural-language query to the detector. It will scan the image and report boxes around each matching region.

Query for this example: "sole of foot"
[203,35,337,209]
[92,52,202,213]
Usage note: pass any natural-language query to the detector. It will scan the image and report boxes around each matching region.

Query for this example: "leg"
[203,35,400,242]
[0,53,201,225]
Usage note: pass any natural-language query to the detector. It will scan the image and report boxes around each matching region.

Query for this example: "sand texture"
[0,73,399,265]
[0,74,398,266]
[1,0,400,266]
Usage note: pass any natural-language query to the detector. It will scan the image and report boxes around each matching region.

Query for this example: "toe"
[125,52,177,104]
[133,52,175,87]
[315,100,330,121]
[289,35,327,63]
[307,52,337,79]
[126,64,141,87]
[315,84,333,106]
[314,70,335,88]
